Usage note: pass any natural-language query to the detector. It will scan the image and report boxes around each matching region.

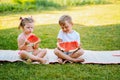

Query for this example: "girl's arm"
[33,39,41,49]
[18,38,29,50]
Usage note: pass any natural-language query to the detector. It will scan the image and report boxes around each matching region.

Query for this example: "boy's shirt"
[57,29,80,44]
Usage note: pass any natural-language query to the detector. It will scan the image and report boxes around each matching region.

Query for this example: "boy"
[54,15,85,64]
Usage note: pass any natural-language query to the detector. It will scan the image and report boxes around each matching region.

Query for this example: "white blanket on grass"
[0,49,120,64]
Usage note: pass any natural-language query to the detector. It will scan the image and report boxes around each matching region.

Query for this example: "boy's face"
[60,21,73,33]
[23,23,34,34]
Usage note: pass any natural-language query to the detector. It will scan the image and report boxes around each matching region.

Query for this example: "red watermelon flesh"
[58,41,79,52]
[27,35,39,43]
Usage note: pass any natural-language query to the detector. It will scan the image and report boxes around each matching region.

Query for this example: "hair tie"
[19,17,23,21]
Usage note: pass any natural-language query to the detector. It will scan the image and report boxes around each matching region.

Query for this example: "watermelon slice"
[27,35,39,43]
[58,41,79,52]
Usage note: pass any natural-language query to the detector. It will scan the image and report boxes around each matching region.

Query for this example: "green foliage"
[49,0,109,6]
[13,0,61,7]
[0,0,110,13]
[0,3,28,12]
[0,0,61,13]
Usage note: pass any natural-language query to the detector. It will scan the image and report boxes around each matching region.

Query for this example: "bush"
[0,0,110,13]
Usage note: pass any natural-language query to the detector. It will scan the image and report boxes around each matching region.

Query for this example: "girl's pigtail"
[19,17,23,20]
[18,17,23,29]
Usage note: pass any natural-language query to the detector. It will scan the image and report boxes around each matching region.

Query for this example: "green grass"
[0,62,120,80]
[0,24,120,50]
[0,3,120,80]
[0,24,120,80]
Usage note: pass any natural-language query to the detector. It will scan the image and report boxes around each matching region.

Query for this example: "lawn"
[1,4,120,29]
[0,3,120,80]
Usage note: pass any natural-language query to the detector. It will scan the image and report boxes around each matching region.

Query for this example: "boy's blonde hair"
[18,17,34,29]
[59,15,72,26]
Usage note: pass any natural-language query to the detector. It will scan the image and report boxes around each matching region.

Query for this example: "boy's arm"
[57,38,62,43]
[76,32,81,48]
[78,43,82,48]
[57,38,63,50]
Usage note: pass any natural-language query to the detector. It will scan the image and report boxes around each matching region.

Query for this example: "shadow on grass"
[0,23,120,50]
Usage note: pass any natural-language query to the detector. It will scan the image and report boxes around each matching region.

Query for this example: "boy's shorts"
[58,48,80,55]
[64,52,73,55]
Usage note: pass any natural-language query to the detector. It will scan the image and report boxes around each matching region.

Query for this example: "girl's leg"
[19,50,46,64]
[19,50,30,59]
[34,48,47,58]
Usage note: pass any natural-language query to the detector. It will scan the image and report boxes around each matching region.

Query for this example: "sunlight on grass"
[0,4,120,30]
[0,2,120,80]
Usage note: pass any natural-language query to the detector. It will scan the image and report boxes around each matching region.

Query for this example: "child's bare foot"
[57,59,73,64]
[57,58,63,64]
[41,59,47,64]
[32,61,40,64]
[73,58,85,63]
[62,60,73,64]
[62,60,67,64]
[26,59,32,64]
[68,61,73,64]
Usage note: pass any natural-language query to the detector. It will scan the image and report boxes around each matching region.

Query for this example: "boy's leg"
[69,48,84,58]
[57,58,63,64]
[69,48,85,62]
[54,48,84,63]
[54,48,73,60]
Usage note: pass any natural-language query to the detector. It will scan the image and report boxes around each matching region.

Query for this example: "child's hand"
[33,39,40,49]
[57,42,65,51]
[24,39,31,45]
[24,39,34,47]
[57,41,81,52]
[34,38,40,44]
[78,43,82,48]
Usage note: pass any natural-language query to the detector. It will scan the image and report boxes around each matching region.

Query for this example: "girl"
[18,17,47,64]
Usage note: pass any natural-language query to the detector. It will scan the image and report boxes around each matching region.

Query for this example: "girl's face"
[23,23,34,34]
[60,21,73,33]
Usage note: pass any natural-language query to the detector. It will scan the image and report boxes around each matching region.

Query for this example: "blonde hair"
[18,17,34,29]
[59,15,72,26]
